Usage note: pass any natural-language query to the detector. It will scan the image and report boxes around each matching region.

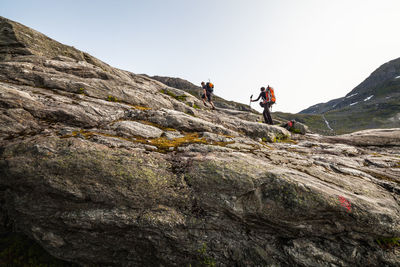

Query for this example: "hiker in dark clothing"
[201,81,215,110]
[251,87,273,125]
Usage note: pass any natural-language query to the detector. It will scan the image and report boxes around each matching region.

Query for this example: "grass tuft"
[376,237,400,250]
[107,95,118,102]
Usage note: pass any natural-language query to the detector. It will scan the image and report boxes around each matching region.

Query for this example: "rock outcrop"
[0,16,399,266]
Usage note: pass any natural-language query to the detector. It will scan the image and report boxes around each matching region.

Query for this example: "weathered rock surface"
[326,128,400,146]
[112,120,164,139]
[0,16,400,266]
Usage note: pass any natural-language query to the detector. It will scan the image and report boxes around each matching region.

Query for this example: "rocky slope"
[297,57,400,134]
[147,75,257,112]
[0,16,400,266]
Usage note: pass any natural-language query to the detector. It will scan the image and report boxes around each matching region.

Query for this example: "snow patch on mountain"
[346,93,358,98]
[322,115,333,131]
[364,95,374,101]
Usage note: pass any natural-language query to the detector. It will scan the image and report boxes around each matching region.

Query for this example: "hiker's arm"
[203,88,208,99]
[252,93,261,102]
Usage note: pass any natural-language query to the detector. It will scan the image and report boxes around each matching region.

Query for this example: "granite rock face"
[0,16,400,266]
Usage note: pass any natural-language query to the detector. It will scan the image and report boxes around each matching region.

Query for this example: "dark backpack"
[206,82,214,93]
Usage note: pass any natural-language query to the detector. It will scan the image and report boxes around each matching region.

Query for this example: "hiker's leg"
[262,108,268,124]
[210,99,216,109]
[265,104,273,124]
[202,94,208,106]
[208,93,215,109]
[210,101,215,109]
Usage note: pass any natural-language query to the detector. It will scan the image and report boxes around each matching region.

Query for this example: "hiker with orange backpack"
[201,81,216,110]
[251,85,276,125]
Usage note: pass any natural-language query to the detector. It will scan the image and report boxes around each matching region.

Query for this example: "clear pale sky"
[1,0,399,113]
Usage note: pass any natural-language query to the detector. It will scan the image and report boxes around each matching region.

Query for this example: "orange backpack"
[267,86,276,104]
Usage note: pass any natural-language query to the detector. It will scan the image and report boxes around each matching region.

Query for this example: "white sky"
[2,0,400,113]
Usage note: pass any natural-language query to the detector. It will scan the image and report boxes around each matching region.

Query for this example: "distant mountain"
[280,58,400,134]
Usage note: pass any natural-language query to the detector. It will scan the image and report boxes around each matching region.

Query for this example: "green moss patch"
[77,87,85,95]
[106,95,118,102]
[196,243,216,267]
[193,103,201,109]
[376,237,400,250]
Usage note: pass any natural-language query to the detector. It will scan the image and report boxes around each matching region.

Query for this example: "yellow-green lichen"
[130,105,152,111]
[139,133,208,152]
[60,129,236,153]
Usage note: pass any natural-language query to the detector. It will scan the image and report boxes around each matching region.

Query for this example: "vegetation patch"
[77,87,85,95]
[0,232,77,266]
[130,105,152,111]
[60,129,235,153]
[259,141,274,150]
[290,128,303,134]
[271,133,291,143]
[277,139,298,144]
[160,88,187,101]
[192,103,201,109]
[107,95,118,102]
[196,243,216,267]
[137,133,208,152]
[376,237,400,250]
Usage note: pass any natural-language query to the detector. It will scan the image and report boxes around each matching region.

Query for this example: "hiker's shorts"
[202,92,212,102]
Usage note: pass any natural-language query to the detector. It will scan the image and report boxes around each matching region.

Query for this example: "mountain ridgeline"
[0,16,399,266]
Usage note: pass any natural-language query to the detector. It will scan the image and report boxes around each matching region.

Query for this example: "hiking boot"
[204,102,208,107]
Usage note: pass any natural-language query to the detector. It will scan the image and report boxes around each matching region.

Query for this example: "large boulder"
[0,16,399,266]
